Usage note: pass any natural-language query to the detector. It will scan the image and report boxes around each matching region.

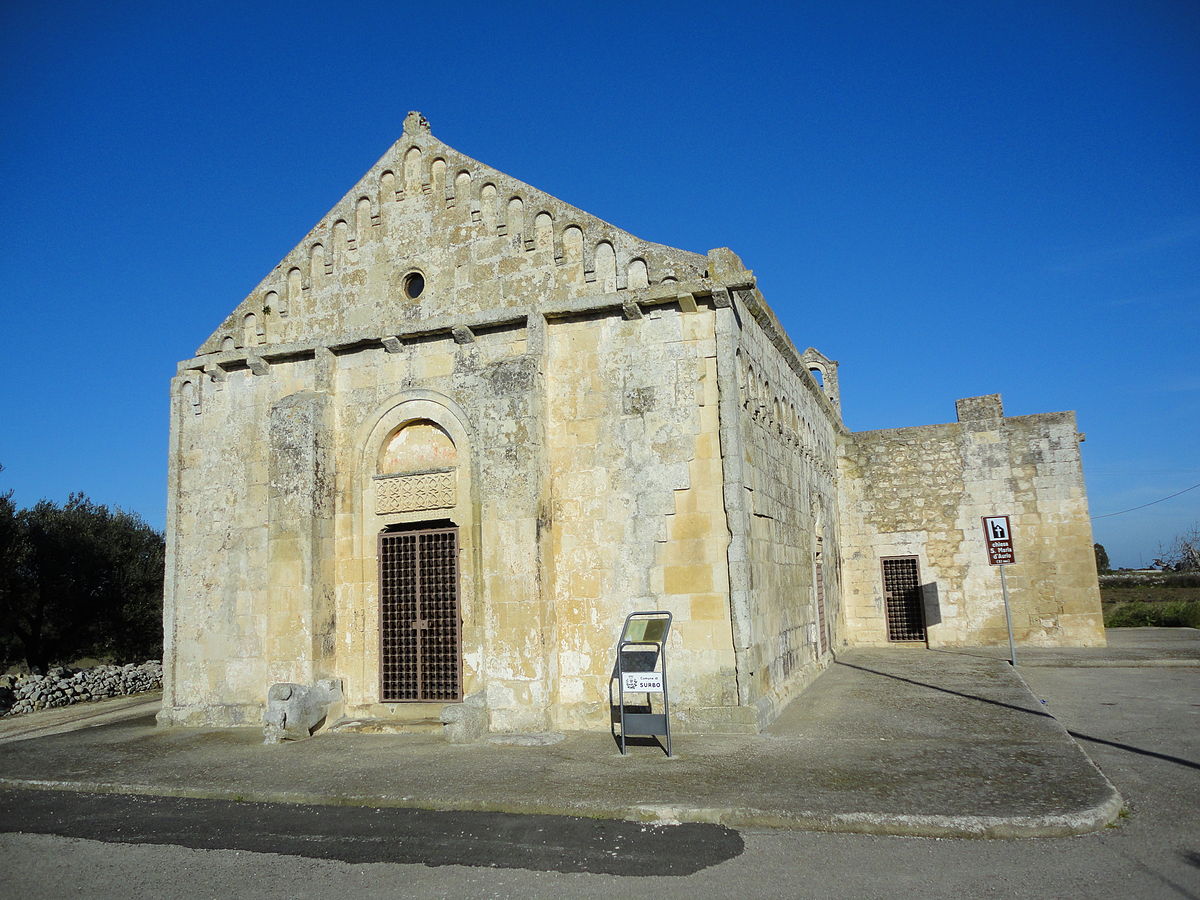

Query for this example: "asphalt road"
[0,658,1196,899]
[0,790,742,875]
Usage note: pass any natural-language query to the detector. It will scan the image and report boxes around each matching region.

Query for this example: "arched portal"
[374,419,462,701]
[352,394,478,718]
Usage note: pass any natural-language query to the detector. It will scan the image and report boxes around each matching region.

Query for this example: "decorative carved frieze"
[375,470,456,514]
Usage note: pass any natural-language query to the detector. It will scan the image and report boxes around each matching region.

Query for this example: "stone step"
[328,717,444,735]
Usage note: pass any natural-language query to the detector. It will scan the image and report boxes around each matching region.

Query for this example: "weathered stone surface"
[838,399,1105,648]
[160,114,1104,738]
[440,691,487,743]
[263,679,343,743]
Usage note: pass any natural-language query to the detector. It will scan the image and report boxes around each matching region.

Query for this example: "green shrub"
[1099,573,1200,588]
[1105,600,1200,629]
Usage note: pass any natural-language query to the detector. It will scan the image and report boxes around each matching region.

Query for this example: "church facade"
[159,113,1104,735]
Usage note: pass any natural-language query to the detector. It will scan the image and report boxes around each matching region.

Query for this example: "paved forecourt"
[0,645,1126,838]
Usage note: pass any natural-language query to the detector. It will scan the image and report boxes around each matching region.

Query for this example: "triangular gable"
[197,112,708,356]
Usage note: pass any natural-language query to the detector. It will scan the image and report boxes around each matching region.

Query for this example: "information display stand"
[611,610,672,756]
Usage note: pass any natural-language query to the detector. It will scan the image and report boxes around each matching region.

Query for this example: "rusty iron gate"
[881,556,926,642]
[378,526,462,702]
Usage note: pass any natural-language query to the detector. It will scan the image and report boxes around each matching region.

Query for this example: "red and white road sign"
[983,515,1016,565]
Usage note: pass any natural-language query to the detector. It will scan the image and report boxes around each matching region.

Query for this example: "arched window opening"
[627,258,649,289]
[243,313,259,347]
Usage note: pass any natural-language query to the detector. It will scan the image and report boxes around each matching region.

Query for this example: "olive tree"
[1155,524,1200,572]
[0,477,164,672]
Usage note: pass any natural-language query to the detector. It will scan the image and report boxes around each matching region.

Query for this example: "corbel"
[205,363,227,389]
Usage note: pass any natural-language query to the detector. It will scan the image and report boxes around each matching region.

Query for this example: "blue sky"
[1,1,1196,567]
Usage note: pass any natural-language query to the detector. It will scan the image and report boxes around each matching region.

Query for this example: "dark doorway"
[881,556,927,642]
[814,539,829,655]
[378,526,462,701]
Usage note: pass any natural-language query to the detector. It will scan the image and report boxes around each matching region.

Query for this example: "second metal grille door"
[815,545,829,655]
[882,556,926,642]
[379,527,462,702]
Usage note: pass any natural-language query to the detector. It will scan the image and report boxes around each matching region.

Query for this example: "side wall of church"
[718,292,845,728]
[837,397,1105,647]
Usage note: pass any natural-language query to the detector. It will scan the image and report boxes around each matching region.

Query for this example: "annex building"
[159,113,1105,736]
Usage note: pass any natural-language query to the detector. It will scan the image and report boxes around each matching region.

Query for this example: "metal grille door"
[814,545,828,655]
[881,556,926,642]
[379,527,462,702]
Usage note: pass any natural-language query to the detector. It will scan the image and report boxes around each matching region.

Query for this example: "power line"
[1088,470,1200,476]
[1091,482,1200,520]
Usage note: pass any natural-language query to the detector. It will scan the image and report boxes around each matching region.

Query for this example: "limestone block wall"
[544,301,736,731]
[266,389,336,694]
[331,321,542,731]
[719,287,846,727]
[163,357,317,726]
[838,395,1105,647]
[162,316,543,728]
[164,278,751,732]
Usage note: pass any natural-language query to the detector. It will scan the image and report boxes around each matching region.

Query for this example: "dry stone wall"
[3,662,162,716]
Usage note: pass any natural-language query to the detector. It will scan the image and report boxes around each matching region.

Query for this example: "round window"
[403,271,425,299]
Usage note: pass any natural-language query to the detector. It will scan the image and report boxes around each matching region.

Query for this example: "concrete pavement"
[933,626,1200,667]
[0,692,162,746]
[3,631,1188,839]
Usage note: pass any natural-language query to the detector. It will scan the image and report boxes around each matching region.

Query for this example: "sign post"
[612,611,673,756]
[982,515,1017,666]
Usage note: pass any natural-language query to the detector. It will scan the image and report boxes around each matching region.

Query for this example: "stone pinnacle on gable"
[404,110,431,136]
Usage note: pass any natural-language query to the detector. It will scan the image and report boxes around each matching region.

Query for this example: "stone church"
[159,112,1105,735]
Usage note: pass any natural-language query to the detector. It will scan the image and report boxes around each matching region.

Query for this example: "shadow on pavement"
[833,659,1054,720]
[1063,730,1200,772]
[841,655,1200,774]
